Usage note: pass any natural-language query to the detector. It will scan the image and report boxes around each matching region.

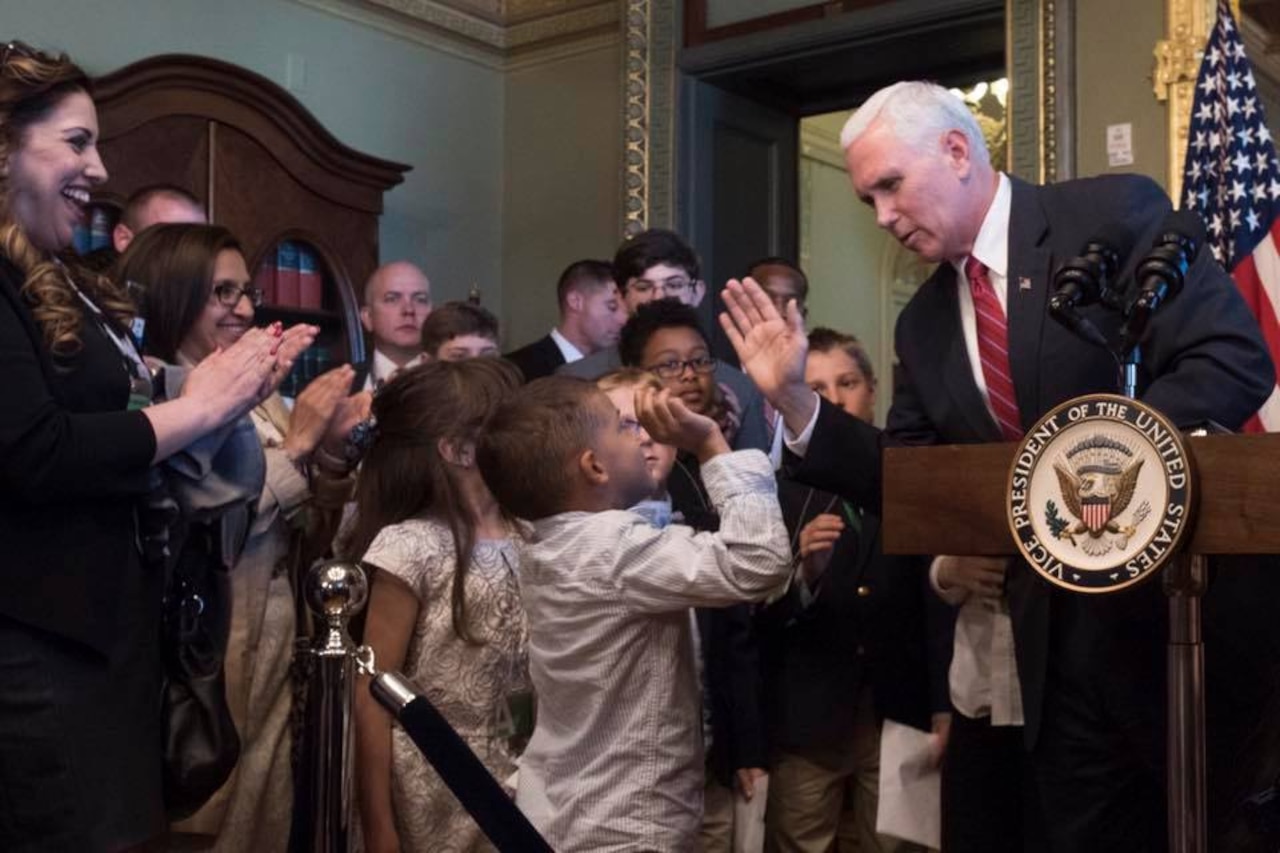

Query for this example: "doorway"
[676,0,1005,417]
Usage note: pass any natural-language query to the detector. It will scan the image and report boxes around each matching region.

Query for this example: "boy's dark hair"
[808,326,877,386]
[618,298,708,368]
[477,376,612,520]
[556,259,614,309]
[612,228,699,287]
[421,300,500,354]
[747,256,809,300]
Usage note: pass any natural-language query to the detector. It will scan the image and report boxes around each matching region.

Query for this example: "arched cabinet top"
[94,54,410,214]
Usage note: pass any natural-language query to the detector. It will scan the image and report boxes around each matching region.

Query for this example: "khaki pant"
[701,775,736,852]
[764,690,923,853]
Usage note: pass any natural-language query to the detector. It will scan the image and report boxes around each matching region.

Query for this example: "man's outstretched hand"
[718,277,816,436]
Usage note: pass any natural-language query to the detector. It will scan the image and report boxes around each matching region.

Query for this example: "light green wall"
[1075,0,1169,187]
[502,44,623,350]
[7,0,506,306]
[799,112,893,425]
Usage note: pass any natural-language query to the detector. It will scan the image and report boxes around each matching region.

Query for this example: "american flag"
[1181,0,1280,431]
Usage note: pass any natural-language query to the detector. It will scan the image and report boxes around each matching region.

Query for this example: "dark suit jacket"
[504,333,565,383]
[669,454,768,784]
[788,174,1274,747]
[0,256,157,651]
[758,478,951,757]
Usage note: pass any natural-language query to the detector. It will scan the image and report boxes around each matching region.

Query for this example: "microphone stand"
[1051,290,1208,853]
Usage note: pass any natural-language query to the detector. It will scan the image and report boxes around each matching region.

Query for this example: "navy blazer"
[504,333,566,383]
[758,476,952,755]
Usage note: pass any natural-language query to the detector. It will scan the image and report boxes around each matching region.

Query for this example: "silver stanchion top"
[306,560,368,656]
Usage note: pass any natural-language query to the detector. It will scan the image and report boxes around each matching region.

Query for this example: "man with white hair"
[719,81,1272,852]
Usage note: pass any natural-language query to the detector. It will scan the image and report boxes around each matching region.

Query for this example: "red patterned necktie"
[965,256,1023,441]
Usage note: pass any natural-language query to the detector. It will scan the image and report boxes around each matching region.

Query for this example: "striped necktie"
[965,256,1023,441]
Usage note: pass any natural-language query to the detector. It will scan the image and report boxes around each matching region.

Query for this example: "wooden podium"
[882,433,1280,853]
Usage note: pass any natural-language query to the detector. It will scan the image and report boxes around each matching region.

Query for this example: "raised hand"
[797,512,845,586]
[635,385,730,463]
[718,277,815,434]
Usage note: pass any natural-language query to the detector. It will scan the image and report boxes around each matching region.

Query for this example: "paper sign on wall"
[1107,123,1134,167]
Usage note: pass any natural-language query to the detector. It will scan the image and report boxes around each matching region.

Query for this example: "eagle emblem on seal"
[1049,435,1150,556]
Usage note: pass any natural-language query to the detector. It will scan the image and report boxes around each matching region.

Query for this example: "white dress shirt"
[363,347,425,391]
[785,173,1023,726]
[513,450,791,852]
[549,327,585,364]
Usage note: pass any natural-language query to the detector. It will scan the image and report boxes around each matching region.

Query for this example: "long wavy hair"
[343,358,522,644]
[0,41,132,355]
[115,223,243,362]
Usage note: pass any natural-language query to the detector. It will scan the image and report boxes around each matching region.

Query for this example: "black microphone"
[1122,210,1206,351]
[1048,222,1135,348]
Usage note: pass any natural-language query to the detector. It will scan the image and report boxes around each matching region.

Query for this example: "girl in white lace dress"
[348,359,527,853]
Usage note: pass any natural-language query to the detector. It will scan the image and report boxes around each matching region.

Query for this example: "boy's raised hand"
[635,385,731,464]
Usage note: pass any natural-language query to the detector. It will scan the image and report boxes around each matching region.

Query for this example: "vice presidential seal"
[1007,394,1195,594]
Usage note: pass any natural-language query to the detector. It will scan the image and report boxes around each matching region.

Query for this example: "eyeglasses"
[212,282,264,307]
[628,277,693,297]
[646,355,716,380]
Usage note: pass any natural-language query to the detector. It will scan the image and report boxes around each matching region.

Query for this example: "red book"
[298,245,322,310]
[275,241,300,307]
[253,257,276,305]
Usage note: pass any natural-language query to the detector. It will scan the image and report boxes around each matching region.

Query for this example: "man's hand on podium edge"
[719,277,817,436]
[934,556,1008,601]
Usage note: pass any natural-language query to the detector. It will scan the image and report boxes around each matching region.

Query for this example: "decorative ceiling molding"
[293,0,619,69]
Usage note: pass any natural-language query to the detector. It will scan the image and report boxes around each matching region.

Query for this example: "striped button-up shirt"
[514,450,791,852]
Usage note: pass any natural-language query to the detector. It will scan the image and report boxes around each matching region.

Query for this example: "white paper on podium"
[732,776,769,853]
[875,720,941,849]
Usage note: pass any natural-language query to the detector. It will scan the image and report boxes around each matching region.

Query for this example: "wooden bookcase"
[91,54,410,376]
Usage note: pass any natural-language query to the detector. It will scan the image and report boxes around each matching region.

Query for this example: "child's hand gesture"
[635,386,731,463]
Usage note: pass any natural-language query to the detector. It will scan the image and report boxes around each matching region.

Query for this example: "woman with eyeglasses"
[118,222,371,851]
[0,44,311,851]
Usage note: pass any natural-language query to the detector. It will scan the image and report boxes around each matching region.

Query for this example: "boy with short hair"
[476,376,791,853]
[420,300,501,361]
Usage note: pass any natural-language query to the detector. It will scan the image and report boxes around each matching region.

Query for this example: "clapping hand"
[284,366,355,462]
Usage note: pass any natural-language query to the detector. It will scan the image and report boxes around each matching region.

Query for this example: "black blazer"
[669,455,769,784]
[504,334,565,383]
[788,174,1274,747]
[757,477,951,756]
[0,256,157,651]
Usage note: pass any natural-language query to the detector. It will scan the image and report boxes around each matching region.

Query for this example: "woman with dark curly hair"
[0,41,308,850]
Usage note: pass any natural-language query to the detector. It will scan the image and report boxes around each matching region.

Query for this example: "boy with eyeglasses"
[476,376,790,852]
[559,229,771,453]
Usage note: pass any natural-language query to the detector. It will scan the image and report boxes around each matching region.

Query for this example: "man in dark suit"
[718,81,1273,853]
[504,259,624,381]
